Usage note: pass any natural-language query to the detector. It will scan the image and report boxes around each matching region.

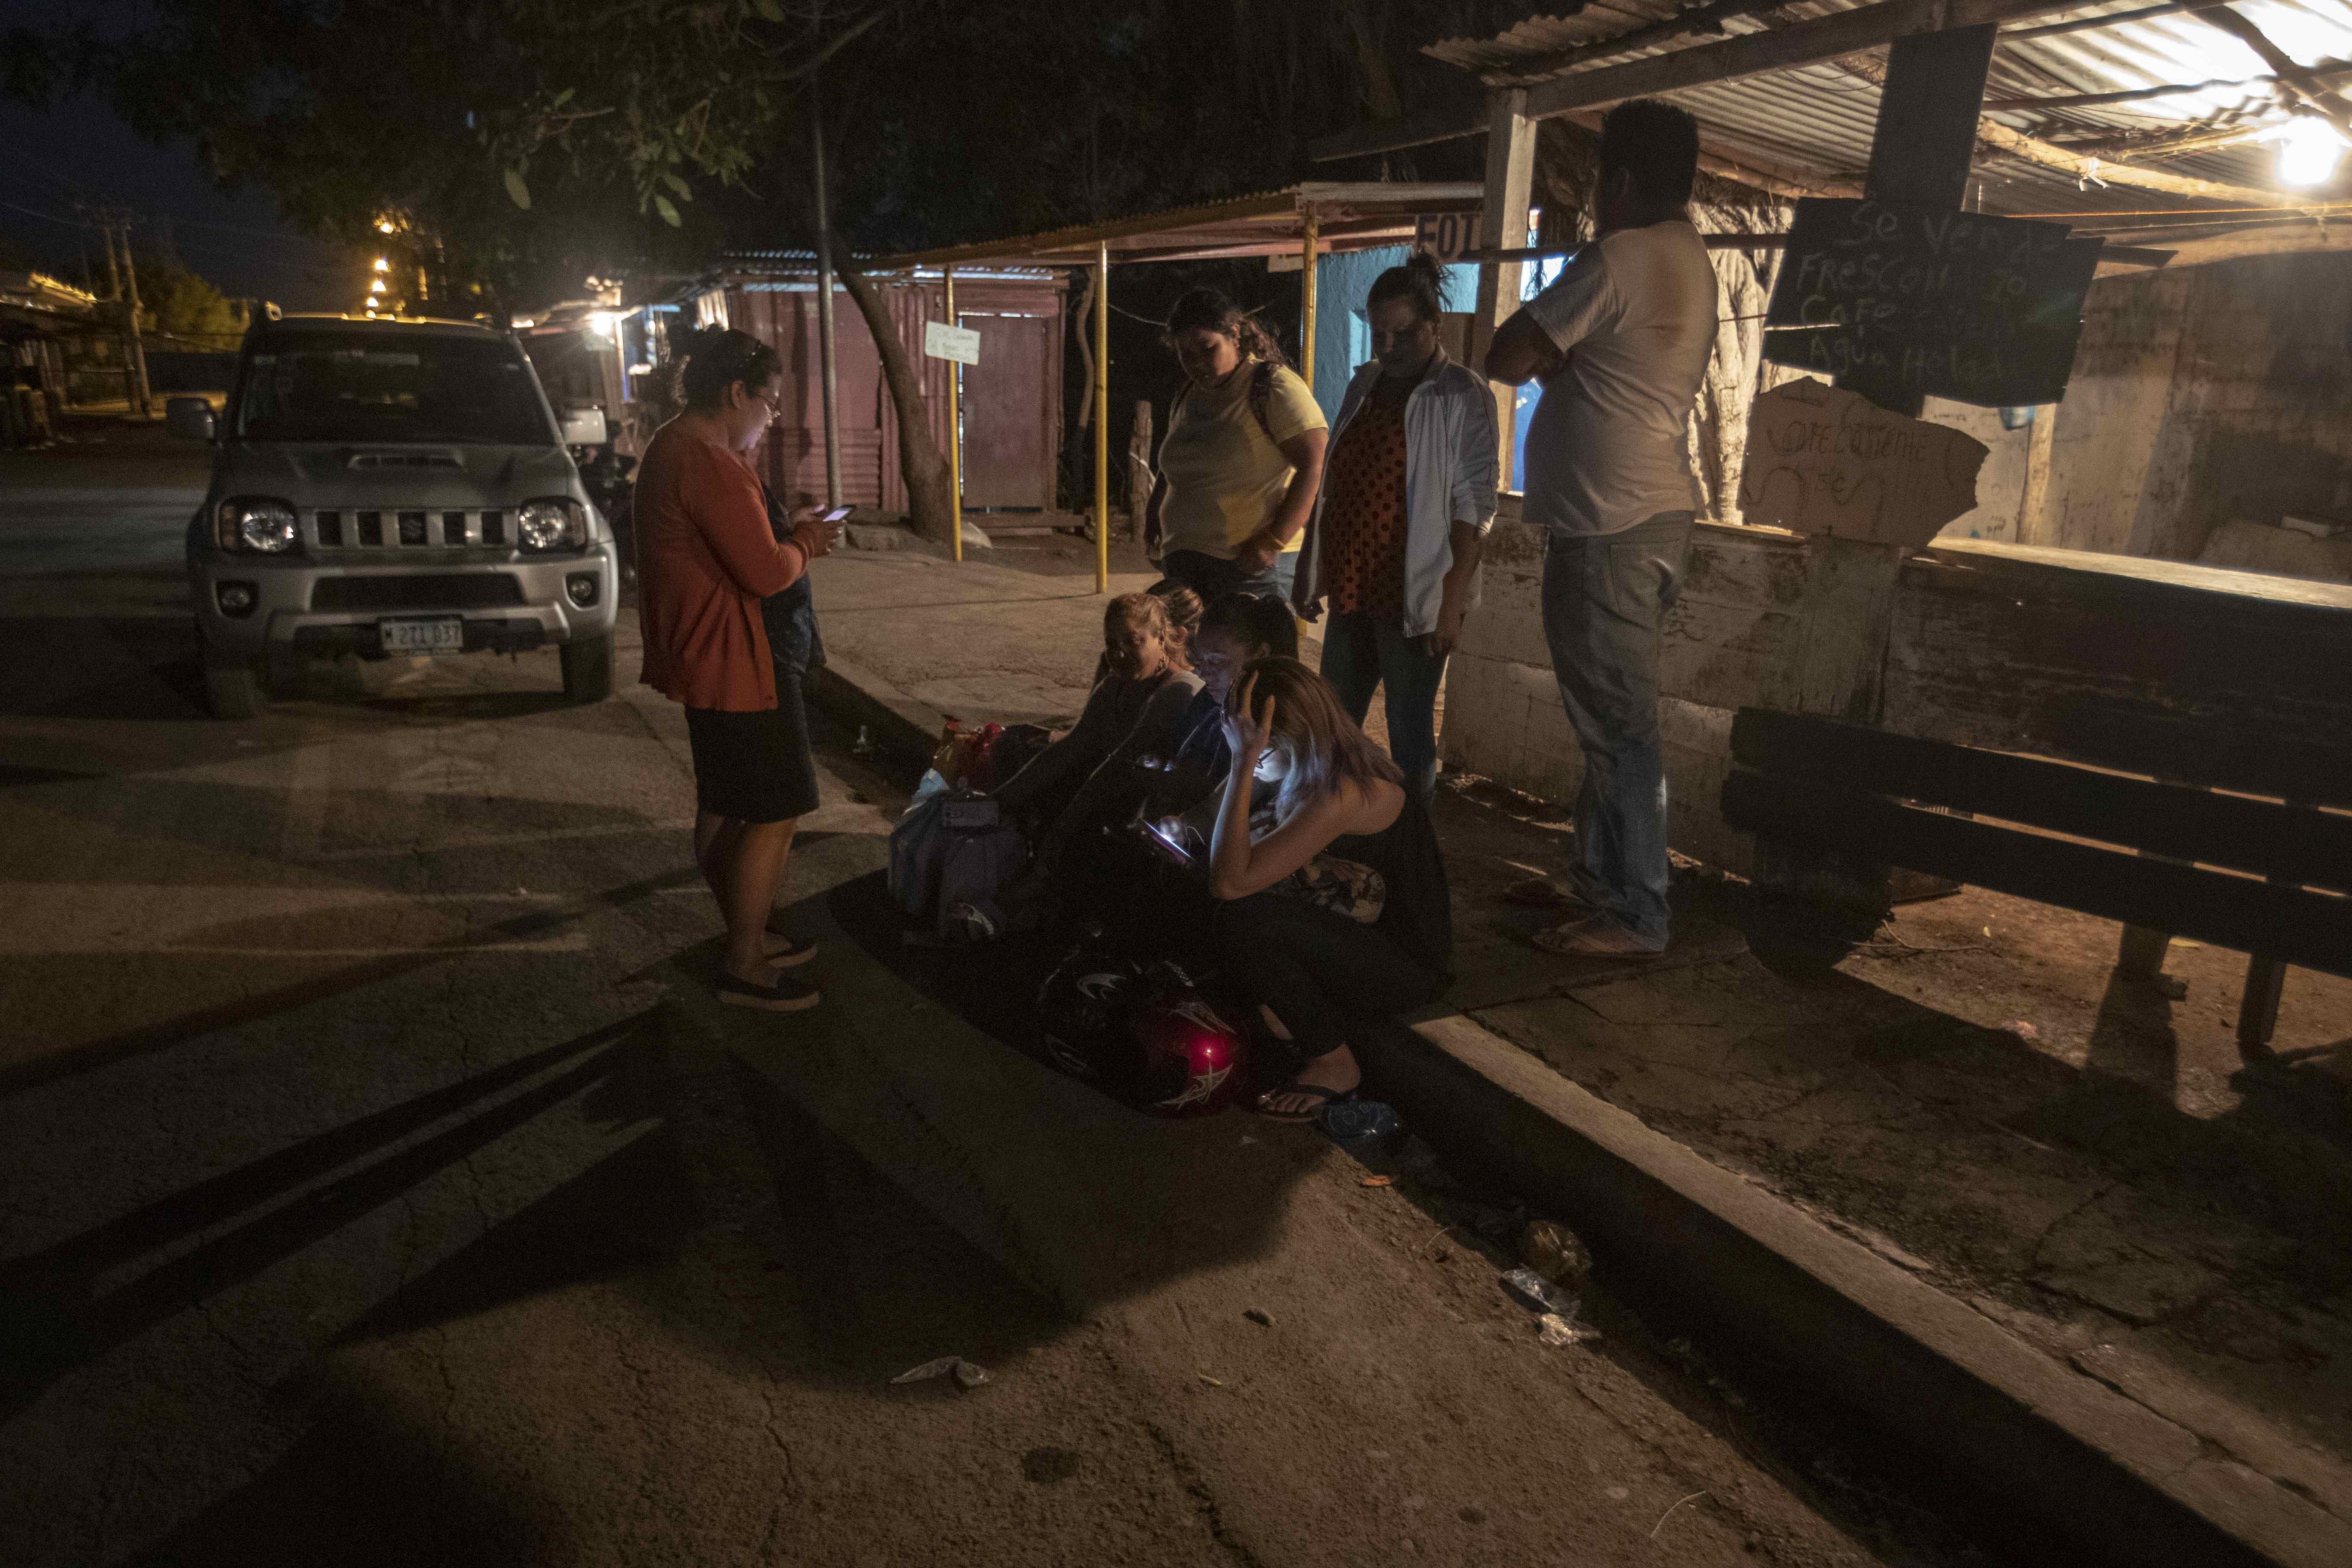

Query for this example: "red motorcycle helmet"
[1037,949,1248,1117]
[1127,964,1250,1118]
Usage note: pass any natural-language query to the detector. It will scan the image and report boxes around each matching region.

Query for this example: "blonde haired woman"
[1205,658,1451,1121]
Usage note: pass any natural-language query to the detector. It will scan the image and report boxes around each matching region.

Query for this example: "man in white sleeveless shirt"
[1485,100,1718,956]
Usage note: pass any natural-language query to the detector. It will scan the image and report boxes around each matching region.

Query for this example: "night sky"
[0,0,350,309]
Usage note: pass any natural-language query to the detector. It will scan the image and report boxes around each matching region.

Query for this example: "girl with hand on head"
[1204,658,1452,1121]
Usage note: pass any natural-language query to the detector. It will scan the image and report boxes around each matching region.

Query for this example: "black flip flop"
[1255,1082,1357,1124]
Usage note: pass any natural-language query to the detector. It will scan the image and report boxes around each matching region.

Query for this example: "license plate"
[379,616,465,655]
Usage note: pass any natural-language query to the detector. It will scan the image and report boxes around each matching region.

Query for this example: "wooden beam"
[2004,0,2238,40]
[1518,0,2092,122]
[1973,117,2298,204]
[1307,108,1489,165]
[2198,6,2352,140]
[1981,64,2352,113]
[1838,54,2312,206]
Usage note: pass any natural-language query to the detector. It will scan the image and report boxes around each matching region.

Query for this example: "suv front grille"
[309,574,528,612]
[312,508,511,551]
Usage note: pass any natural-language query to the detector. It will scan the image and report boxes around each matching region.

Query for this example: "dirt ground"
[1440,777,2352,1529]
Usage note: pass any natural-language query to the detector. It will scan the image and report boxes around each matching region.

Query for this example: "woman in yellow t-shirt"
[1143,288,1328,605]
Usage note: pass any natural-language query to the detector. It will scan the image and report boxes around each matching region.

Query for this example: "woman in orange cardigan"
[636,327,842,1010]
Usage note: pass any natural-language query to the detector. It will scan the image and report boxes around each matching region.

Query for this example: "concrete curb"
[805,657,948,773]
[802,654,2348,1568]
[1372,1015,2349,1568]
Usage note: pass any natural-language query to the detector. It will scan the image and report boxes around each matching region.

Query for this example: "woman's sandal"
[1254,1082,1358,1124]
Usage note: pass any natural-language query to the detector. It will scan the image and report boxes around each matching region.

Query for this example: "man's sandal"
[1255,1083,1357,1124]
[1502,876,1599,911]
[1530,915,1666,958]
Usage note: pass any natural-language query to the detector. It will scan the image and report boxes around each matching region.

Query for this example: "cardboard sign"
[1738,377,1988,547]
[1763,198,2104,408]
[923,321,980,365]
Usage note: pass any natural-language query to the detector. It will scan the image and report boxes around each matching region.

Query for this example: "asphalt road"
[0,461,1978,1567]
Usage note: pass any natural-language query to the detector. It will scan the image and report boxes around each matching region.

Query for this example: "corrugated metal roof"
[876,182,1485,270]
[1427,0,2352,231]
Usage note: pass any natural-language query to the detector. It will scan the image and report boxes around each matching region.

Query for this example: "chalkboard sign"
[1763,199,2105,408]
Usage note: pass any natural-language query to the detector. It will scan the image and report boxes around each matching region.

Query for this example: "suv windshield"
[234,332,557,445]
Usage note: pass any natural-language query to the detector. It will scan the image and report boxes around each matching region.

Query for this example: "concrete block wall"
[1445,496,1794,877]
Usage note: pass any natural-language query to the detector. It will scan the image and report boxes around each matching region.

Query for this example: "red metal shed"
[716,254,1066,516]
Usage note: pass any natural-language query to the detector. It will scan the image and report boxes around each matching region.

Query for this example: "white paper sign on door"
[924,322,981,365]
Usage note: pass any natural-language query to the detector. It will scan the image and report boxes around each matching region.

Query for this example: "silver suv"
[175,313,621,718]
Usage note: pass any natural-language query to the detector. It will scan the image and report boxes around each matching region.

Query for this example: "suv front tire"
[203,657,269,720]
[561,632,615,704]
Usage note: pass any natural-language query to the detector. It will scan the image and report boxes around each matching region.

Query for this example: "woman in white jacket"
[1293,252,1499,801]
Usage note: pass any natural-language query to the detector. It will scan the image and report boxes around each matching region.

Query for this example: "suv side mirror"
[165,396,216,442]
[560,406,608,447]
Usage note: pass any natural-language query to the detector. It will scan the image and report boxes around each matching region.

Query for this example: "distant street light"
[373,257,390,273]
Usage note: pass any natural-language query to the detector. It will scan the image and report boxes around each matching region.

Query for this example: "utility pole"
[114,213,153,418]
[810,79,844,508]
[80,206,150,416]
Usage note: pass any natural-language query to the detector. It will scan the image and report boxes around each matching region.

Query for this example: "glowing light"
[376,217,397,234]
[586,310,618,338]
[372,257,389,273]
[2272,116,2348,189]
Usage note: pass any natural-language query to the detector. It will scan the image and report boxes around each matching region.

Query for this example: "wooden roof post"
[1298,210,1319,395]
[1473,87,1535,487]
[811,82,845,508]
[946,266,962,564]
[1095,240,1111,594]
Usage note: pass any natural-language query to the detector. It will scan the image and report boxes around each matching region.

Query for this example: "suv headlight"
[216,498,300,553]
[517,498,587,552]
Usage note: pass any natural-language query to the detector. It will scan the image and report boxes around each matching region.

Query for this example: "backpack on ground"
[888,788,1032,943]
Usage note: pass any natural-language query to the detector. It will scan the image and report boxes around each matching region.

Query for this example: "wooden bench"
[1721,707,2352,1063]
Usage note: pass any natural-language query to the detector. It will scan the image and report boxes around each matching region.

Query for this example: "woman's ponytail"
[1367,250,1449,325]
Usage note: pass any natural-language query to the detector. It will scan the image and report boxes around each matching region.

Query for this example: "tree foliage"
[134,254,251,342]
[7,0,1534,306]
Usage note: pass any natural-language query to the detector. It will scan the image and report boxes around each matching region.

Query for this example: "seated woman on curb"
[1145,591,1299,841]
[997,591,1203,901]
[1205,658,1452,1121]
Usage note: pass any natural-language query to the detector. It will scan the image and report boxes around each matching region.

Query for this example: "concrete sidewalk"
[802,544,2352,1568]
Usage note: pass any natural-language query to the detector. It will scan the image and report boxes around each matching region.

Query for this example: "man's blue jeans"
[1319,609,1447,801]
[1540,511,1693,947]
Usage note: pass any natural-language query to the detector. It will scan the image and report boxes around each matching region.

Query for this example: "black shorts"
[685,677,821,824]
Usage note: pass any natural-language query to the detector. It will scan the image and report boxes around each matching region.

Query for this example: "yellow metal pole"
[946,266,962,564]
[1095,240,1110,594]
[1298,213,1318,395]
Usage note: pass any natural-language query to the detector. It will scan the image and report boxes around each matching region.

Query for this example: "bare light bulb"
[2274,116,2347,188]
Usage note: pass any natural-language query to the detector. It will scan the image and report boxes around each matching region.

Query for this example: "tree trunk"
[833,251,956,543]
